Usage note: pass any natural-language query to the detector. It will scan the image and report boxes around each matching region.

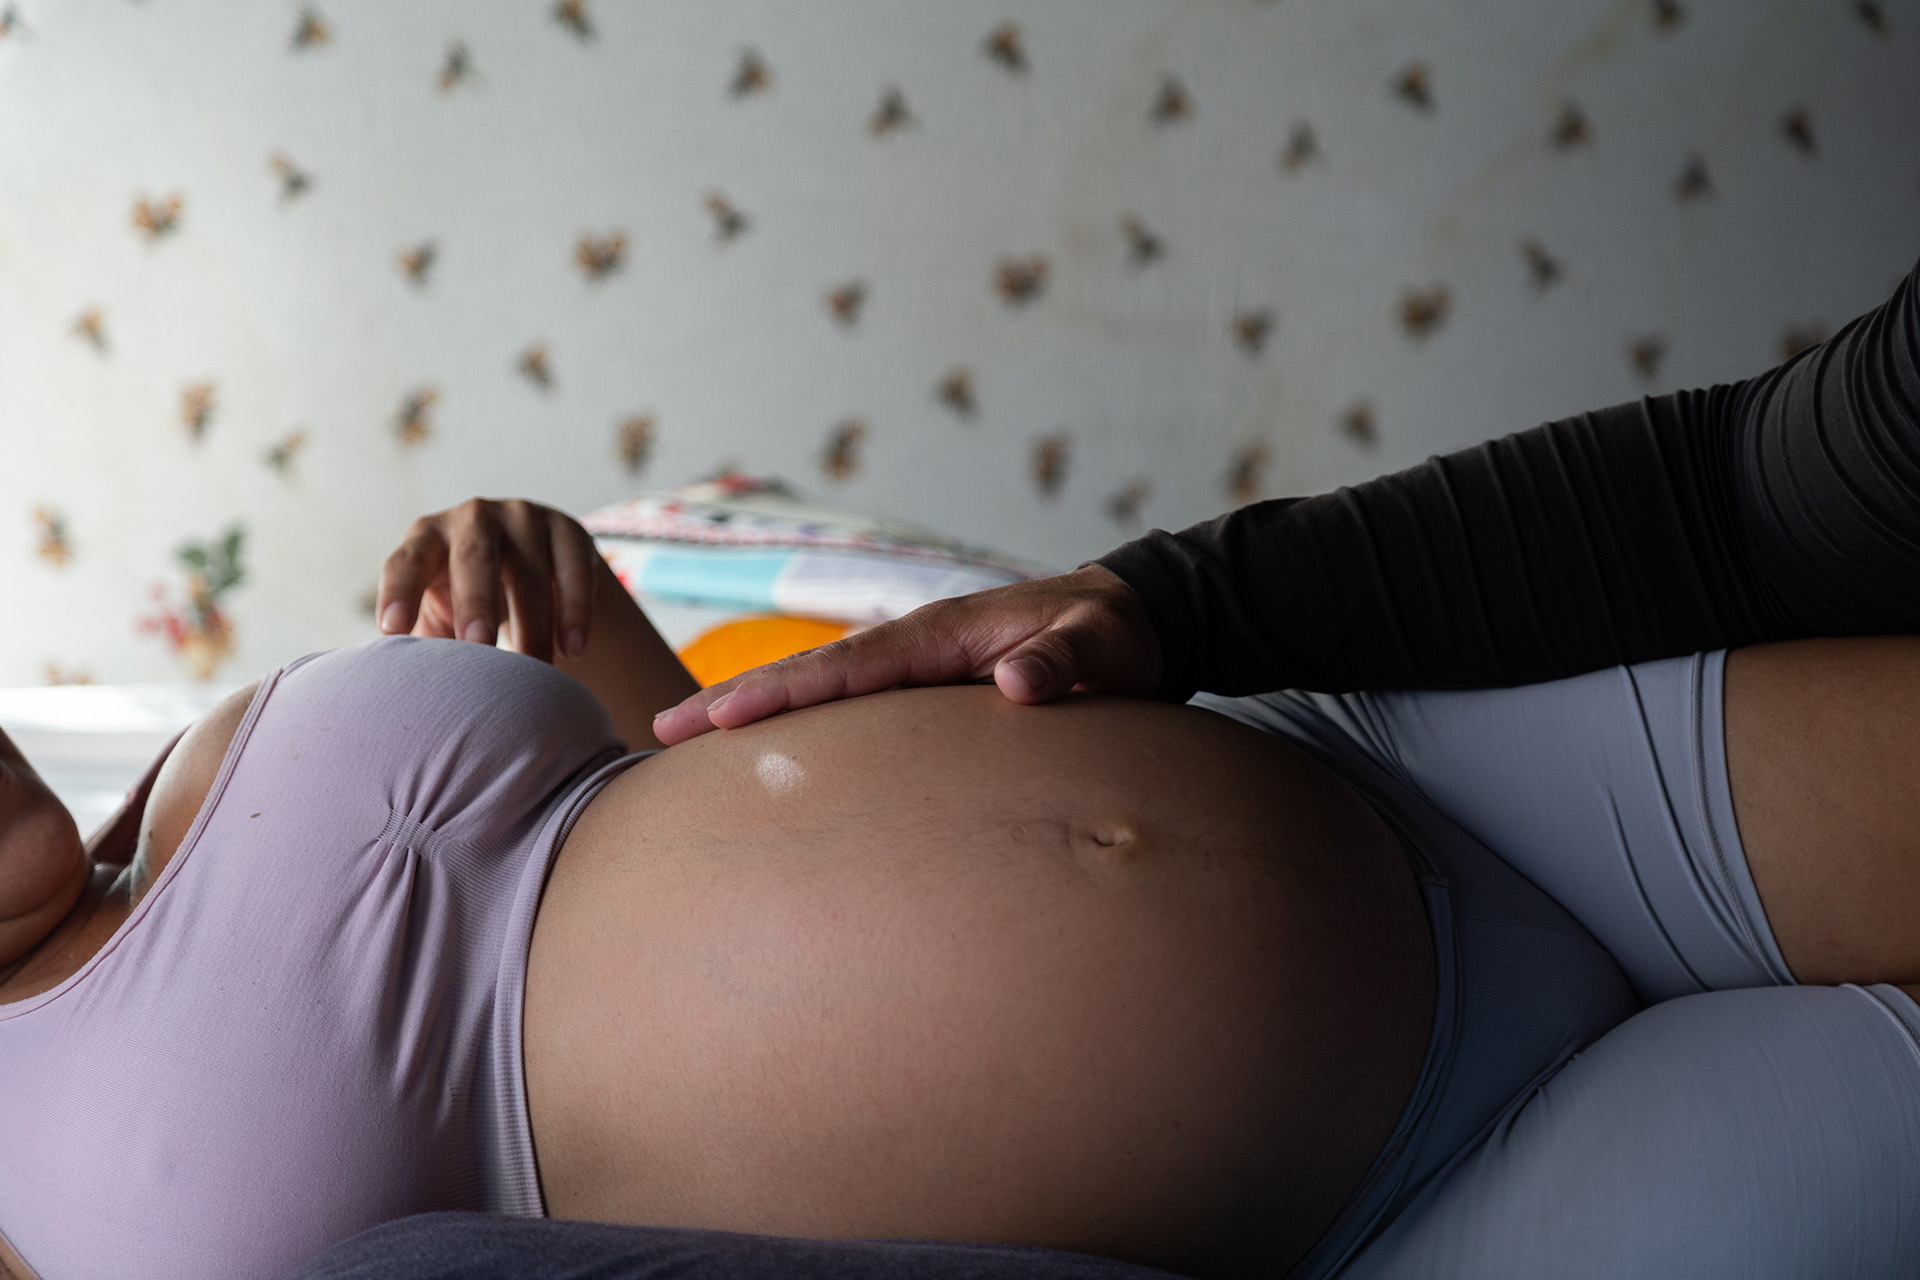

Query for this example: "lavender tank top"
[0,638,643,1280]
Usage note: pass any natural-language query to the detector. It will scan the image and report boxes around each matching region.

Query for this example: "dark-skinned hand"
[377,497,601,662]
[650,563,1164,744]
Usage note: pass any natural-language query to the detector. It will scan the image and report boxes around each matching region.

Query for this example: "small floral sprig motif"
[1105,477,1151,530]
[1779,323,1830,363]
[436,41,475,92]
[1149,74,1193,126]
[935,367,977,419]
[1278,121,1320,173]
[1232,308,1275,356]
[615,413,655,474]
[72,308,108,354]
[1674,153,1713,203]
[1031,432,1070,497]
[1226,440,1270,503]
[983,23,1027,75]
[1391,61,1433,113]
[1778,104,1817,158]
[139,524,247,680]
[704,192,750,243]
[575,230,628,281]
[729,47,773,97]
[1119,215,1164,270]
[32,507,72,568]
[994,255,1049,307]
[1628,334,1667,381]
[395,387,438,447]
[291,6,331,50]
[133,194,184,242]
[180,381,217,440]
[264,429,309,477]
[869,86,915,136]
[1521,238,1563,291]
[553,0,594,42]
[398,240,438,287]
[1397,285,1452,340]
[1339,400,1379,449]
[516,342,555,392]
[270,152,315,202]
[1549,100,1592,151]
[821,418,868,481]
[824,279,868,328]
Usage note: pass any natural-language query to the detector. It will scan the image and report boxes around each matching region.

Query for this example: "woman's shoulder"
[134,681,262,899]
[0,678,258,1007]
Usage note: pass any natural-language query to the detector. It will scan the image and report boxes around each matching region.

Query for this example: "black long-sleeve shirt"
[1099,258,1920,702]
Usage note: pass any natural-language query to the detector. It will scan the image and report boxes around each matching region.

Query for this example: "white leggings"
[1201,651,1920,1278]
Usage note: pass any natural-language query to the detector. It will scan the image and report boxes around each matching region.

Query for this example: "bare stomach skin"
[524,687,1435,1278]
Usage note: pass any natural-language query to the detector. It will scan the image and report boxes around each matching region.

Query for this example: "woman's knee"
[1345,984,1920,1279]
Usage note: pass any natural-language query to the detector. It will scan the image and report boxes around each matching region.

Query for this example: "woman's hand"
[651,564,1164,745]
[378,498,601,663]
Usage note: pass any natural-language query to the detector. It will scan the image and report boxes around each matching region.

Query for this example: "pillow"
[673,615,852,688]
[582,474,1045,625]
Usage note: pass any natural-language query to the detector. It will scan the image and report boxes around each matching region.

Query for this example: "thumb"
[993,630,1087,703]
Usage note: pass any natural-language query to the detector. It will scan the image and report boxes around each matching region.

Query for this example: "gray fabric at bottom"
[1342,983,1920,1279]
[283,1215,1179,1280]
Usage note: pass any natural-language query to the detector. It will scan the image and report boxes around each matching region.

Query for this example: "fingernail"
[379,602,406,634]
[707,693,734,719]
[1005,656,1047,694]
[463,620,493,645]
[563,628,587,659]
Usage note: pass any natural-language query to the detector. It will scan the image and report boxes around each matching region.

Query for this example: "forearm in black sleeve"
[1099,256,1920,700]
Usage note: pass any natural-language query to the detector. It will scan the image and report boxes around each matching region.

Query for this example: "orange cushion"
[675,615,852,688]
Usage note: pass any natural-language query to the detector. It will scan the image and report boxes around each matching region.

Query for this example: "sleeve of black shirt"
[1097,256,1920,700]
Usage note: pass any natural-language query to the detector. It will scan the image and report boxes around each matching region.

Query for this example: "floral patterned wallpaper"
[0,0,1914,683]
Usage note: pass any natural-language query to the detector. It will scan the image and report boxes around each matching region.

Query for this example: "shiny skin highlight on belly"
[524,687,1434,1278]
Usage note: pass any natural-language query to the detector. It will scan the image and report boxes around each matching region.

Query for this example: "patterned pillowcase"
[583,473,1044,624]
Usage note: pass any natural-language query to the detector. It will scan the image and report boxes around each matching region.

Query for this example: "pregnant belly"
[524,687,1433,1278]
